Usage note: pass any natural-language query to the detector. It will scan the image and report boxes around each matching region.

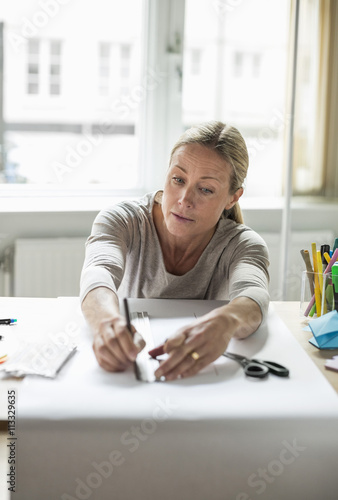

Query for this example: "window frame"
[0,0,185,199]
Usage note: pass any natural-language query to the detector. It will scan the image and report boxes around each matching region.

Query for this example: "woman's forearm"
[215,296,263,340]
[81,287,120,334]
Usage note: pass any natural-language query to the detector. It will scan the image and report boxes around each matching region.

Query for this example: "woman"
[81,121,269,380]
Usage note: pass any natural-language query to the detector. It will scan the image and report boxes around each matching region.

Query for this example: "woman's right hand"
[81,287,145,372]
[92,315,145,372]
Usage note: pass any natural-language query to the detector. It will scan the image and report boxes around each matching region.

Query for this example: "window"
[98,42,110,97]
[49,41,62,95]
[0,0,337,200]
[182,0,290,198]
[0,1,143,189]
[233,52,244,78]
[120,44,131,79]
[26,39,62,97]
[27,39,40,95]
[190,48,202,76]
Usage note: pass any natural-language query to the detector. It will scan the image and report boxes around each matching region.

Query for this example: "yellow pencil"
[317,250,327,314]
[317,250,323,291]
[312,243,321,316]
[324,252,331,265]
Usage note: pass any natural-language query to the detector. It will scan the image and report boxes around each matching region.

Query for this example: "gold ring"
[191,351,200,361]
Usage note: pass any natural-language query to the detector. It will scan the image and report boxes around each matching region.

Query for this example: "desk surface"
[1,298,338,500]
[273,301,338,393]
[0,298,337,411]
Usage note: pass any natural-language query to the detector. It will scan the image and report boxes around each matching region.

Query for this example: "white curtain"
[292,0,338,197]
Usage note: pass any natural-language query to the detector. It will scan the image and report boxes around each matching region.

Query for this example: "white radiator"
[14,238,86,297]
[0,235,13,296]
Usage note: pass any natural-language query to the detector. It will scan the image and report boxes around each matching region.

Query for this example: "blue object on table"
[309,310,338,349]
[222,352,289,378]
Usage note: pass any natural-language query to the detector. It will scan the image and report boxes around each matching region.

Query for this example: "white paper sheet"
[8,298,338,422]
[3,298,338,500]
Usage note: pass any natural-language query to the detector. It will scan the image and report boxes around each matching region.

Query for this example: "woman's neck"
[152,202,215,275]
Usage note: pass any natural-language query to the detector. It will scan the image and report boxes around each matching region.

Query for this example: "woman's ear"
[225,187,244,210]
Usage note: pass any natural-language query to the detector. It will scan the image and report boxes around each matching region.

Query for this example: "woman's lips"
[172,212,195,222]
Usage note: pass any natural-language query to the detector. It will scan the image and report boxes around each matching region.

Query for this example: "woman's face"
[161,143,243,240]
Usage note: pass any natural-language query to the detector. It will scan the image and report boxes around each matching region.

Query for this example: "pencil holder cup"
[300,271,332,318]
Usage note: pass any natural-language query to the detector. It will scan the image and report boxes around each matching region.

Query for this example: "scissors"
[222,352,289,379]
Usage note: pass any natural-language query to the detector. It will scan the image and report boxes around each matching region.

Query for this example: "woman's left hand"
[151,309,235,381]
[150,298,262,381]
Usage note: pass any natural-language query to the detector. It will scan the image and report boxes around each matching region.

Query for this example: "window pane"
[50,41,61,56]
[28,64,39,75]
[120,44,131,79]
[50,64,60,76]
[182,0,290,198]
[1,1,144,188]
[99,43,110,58]
[28,38,40,55]
[27,83,39,95]
[50,84,61,95]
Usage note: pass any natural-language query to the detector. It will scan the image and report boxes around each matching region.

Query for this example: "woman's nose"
[178,187,194,207]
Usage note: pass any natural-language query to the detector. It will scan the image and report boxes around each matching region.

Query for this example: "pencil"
[317,250,326,314]
[123,298,133,338]
[304,247,338,316]
[300,249,314,295]
[317,250,323,291]
[324,252,331,265]
[312,243,321,316]
[123,298,140,380]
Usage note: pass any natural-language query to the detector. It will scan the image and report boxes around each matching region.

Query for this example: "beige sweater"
[80,192,270,320]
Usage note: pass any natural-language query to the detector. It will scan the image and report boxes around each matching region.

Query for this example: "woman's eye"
[201,187,213,194]
[173,176,184,184]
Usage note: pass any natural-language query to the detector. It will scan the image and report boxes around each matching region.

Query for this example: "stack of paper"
[309,310,338,349]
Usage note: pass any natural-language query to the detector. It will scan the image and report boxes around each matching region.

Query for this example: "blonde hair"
[169,121,248,224]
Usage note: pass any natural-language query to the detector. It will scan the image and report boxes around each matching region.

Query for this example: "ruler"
[131,311,161,382]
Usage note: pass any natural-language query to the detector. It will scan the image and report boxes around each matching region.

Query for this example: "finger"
[163,347,211,380]
[154,344,189,378]
[103,320,140,362]
[93,335,129,372]
[161,354,197,381]
[148,344,165,359]
[164,331,188,351]
[180,353,216,379]
[98,356,126,373]
[154,339,207,380]
[133,331,146,352]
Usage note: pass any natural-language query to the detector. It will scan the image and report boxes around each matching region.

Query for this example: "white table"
[1,297,338,500]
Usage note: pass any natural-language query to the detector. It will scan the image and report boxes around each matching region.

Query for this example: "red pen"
[148,345,165,359]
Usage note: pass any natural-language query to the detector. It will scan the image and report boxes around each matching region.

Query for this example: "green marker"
[332,262,338,312]
[333,238,338,255]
